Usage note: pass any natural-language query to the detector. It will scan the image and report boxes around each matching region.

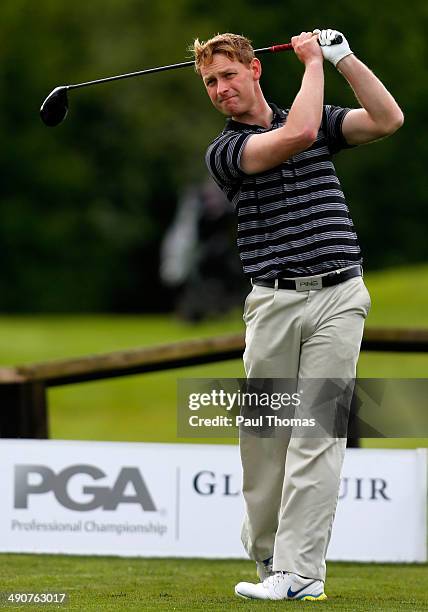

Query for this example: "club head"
[40,86,69,127]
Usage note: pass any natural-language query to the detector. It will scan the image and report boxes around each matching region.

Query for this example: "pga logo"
[14,464,157,512]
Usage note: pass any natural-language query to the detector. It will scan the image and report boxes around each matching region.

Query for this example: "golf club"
[40,35,342,127]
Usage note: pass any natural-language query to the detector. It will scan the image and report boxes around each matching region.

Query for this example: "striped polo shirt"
[205,103,362,278]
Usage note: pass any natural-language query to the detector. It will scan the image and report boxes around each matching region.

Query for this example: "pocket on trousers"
[243,285,274,325]
[341,277,371,318]
[358,279,371,317]
[243,287,254,323]
[362,281,371,311]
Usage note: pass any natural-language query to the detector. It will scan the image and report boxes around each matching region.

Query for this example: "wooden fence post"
[0,382,48,438]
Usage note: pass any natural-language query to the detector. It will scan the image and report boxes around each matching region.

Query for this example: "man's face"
[200,54,259,118]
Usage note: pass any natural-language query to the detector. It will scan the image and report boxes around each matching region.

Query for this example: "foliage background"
[0,0,426,312]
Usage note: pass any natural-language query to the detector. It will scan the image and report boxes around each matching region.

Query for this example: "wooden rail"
[0,327,427,438]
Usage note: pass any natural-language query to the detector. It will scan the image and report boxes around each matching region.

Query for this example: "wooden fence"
[0,328,427,438]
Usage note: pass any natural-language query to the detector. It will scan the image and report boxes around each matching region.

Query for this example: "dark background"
[1,0,426,312]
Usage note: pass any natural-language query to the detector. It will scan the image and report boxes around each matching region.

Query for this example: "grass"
[0,263,427,447]
[0,266,427,611]
[0,554,427,611]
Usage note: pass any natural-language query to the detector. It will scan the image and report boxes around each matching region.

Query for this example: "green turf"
[0,555,427,611]
[0,269,427,611]
[0,263,427,448]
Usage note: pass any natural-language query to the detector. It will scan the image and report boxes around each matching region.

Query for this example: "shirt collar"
[224,102,287,132]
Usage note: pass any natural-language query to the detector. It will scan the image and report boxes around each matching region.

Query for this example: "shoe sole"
[297,593,328,601]
[234,588,260,600]
[235,587,328,601]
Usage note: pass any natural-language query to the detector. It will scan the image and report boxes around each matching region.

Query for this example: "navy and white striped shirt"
[205,103,362,278]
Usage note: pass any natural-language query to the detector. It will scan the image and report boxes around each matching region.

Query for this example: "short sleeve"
[322,105,355,154]
[205,131,252,186]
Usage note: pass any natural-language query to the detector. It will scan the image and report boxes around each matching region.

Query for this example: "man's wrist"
[335,52,354,70]
[335,52,356,73]
[305,58,324,69]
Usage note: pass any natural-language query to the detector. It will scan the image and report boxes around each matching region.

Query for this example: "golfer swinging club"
[191,29,403,601]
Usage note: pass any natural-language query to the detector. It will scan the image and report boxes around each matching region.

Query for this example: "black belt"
[252,266,362,291]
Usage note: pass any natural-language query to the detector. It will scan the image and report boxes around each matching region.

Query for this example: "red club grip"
[269,43,293,53]
[267,34,343,54]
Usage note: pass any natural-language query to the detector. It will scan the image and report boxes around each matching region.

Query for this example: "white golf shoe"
[235,571,327,601]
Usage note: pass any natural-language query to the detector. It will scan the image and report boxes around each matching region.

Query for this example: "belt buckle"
[295,276,322,291]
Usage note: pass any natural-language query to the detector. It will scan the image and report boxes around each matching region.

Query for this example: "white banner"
[330,448,427,562]
[0,440,426,562]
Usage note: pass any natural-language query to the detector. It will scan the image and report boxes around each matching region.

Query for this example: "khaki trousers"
[240,275,371,581]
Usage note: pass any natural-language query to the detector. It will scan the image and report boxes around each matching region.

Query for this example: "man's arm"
[315,29,404,145]
[241,32,324,175]
[339,55,404,145]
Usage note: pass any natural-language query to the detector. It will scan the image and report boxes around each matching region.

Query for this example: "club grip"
[269,43,293,53]
[267,33,343,54]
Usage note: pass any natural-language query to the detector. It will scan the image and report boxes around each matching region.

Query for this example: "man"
[191,29,403,601]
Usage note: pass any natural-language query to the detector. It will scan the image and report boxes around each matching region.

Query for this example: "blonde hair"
[190,33,255,75]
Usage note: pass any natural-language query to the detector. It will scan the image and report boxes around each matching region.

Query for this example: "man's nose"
[217,79,229,98]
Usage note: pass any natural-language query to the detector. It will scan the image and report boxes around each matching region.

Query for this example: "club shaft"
[67,43,294,91]
[68,60,195,90]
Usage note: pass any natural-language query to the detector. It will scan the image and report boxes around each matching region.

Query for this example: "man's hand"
[314,29,353,67]
[292,32,323,66]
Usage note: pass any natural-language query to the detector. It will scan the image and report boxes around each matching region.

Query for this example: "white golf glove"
[313,29,353,67]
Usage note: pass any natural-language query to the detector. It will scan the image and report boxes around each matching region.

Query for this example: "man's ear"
[250,57,262,80]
